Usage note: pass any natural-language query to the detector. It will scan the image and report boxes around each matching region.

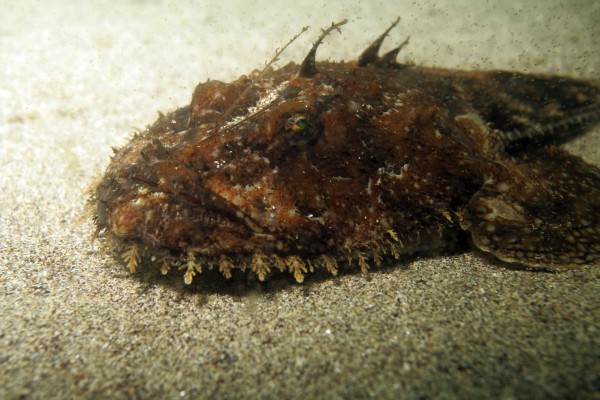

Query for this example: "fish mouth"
[167,186,286,254]
[96,167,287,257]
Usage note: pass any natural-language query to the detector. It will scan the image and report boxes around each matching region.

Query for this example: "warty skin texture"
[91,20,600,283]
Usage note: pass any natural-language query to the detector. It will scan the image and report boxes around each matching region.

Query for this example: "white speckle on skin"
[347,100,361,113]
[318,83,335,95]
[497,182,510,192]
[213,90,224,101]
[132,197,148,207]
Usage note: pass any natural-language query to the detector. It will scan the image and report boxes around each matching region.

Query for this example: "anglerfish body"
[90,19,600,283]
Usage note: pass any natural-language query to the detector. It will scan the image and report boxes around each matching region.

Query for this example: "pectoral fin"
[461,151,600,269]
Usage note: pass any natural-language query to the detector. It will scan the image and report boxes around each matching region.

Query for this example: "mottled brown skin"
[91,20,600,283]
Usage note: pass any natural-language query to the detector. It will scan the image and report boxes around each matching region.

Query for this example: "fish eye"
[284,113,318,144]
[287,114,308,133]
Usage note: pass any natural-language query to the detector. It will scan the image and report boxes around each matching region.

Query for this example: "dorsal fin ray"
[379,36,410,67]
[297,19,348,78]
[357,17,401,67]
[206,25,309,139]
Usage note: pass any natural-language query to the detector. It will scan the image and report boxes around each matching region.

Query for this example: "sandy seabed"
[1,1,599,399]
